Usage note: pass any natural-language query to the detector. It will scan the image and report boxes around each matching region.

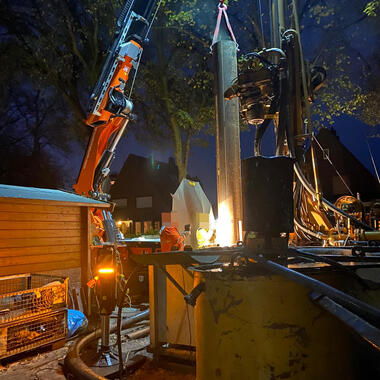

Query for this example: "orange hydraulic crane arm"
[74,0,159,199]
[74,117,127,198]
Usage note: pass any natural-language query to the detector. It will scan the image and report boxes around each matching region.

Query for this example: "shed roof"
[0,184,109,206]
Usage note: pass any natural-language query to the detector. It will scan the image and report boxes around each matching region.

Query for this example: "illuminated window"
[144,221,152,232]
[135,222,142,234]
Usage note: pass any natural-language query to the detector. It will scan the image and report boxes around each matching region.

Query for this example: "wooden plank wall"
[0,200,84,276]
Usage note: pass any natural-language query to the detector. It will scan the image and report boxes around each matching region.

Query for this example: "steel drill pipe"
[252,256,380,328]
[213,18,243,245]
[126,326,150,340]
[64,309,150,380]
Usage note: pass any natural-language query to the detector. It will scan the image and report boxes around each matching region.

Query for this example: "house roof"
[111,154,178,199]
[0,184,109,206]
[315,129,376,179]
[307,128,380,200]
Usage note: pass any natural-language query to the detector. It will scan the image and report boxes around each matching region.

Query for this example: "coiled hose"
[64,309,149,380]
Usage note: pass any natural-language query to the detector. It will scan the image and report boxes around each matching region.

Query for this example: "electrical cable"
[144,0,163,41]
[254,119,271,156]
[262,47,286,57]
[127,46,143,100]
[367,139,380,184]
[117,266,137,379]
[294,217,325,240]
[245,51,274,67]
[294,162,375,231]
[117,290,125,379]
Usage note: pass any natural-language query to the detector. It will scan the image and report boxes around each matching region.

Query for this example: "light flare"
[98,268,115,274]
[216,201,233,247]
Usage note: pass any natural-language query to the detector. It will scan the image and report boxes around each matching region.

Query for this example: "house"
[110,154,178,235]
[305,128,380,202]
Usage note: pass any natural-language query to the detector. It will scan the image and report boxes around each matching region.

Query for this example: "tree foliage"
[0,0,125,131]
[0,85,70,188]
[132,0,218,180]
[365,1,380,17]
[0,0,123,187]
[297,0,380,128]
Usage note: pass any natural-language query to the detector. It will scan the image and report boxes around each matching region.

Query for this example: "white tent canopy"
[170,179,215,247]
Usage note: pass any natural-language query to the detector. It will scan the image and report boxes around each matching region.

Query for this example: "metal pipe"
[126,326,150,339]
[101,315,110,348]
[271,0,279,48]
[269,0,274,47]
[278,0,285,36]
[291,248,370,289]
[108,119,129,154]
[93,118,129,191]
[213,20,243,245]
[251,255,380,327]
[312,294,380,351]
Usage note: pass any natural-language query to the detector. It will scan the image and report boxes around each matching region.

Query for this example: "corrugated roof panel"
[0,184,108,206]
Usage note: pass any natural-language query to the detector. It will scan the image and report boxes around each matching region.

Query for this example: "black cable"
[245,52,274,68]
[181,268,192,347]
[254,119,271,155]
[117,283,126,379]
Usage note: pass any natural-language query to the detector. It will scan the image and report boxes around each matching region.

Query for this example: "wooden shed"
[0,184,110,311]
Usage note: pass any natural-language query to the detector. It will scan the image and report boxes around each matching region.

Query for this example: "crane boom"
[74,0,159,199]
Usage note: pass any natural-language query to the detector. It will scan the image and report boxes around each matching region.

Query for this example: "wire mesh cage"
[0,309,67,359]
[0,274,68,323]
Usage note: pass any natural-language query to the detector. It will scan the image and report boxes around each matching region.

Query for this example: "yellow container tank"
[194,268,367,380]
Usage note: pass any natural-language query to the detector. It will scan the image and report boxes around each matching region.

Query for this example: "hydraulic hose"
[281,29,375,234]
[254,119,271,156]
[294,217,326,240]
[251,254,380,328]
[64,310,150,380]
[294,163,375,231]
